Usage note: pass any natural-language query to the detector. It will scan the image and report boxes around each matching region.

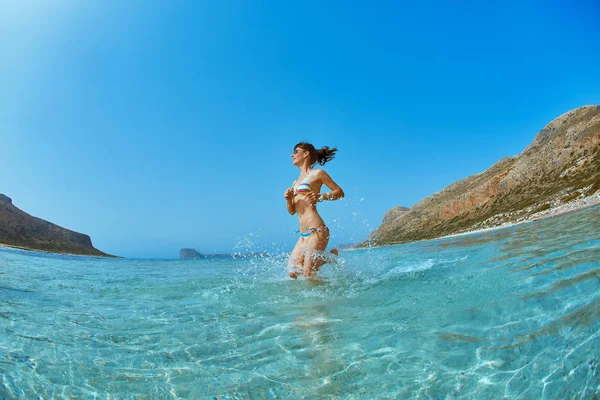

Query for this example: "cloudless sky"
[1,1,599,258]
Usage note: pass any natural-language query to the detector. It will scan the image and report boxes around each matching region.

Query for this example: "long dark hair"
[294,142,338,166]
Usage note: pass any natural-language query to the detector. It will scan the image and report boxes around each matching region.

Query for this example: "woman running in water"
[284,142,345,279]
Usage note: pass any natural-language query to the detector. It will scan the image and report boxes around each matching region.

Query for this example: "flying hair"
[294,142,338,166]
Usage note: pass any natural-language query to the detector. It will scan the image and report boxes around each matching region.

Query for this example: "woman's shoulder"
[310,168,330,179]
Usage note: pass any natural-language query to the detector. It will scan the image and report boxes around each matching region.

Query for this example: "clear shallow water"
[1,206,600,399]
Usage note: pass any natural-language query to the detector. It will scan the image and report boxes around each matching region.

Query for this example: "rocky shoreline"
[0,194,114,257]
[343,193,600,252]
[366,105,600,248]
[0,242,119,258]
[436,191,600,242]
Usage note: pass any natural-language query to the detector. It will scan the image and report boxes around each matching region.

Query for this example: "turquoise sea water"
[1,206,600,399]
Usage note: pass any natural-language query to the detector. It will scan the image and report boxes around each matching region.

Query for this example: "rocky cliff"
[370,105,600,246]
[0,194,113,257]
[180,248,204,259]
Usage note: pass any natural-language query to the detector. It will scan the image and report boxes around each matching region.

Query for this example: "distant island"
[0,194,114,257]
[179,248,268,259]
[366,105,600,247]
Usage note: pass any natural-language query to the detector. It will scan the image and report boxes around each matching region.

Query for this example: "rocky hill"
[180,248,204,259]
[370,105,600,246]
[0,194,113,257]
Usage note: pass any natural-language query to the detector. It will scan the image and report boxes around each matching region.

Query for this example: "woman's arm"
[315,170,344,202]
[284,188,296,215]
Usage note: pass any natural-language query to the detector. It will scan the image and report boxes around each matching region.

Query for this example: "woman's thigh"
[302,230,330,276]
[288,239,305,278]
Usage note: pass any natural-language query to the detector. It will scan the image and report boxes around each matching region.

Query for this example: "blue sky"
[1,1,599,258]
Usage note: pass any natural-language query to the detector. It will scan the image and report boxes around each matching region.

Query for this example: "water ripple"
[1,205,599,398]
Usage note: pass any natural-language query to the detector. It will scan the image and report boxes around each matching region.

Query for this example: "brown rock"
[369,105,600,246]
[382,206,410,225]
[0,195,114,257]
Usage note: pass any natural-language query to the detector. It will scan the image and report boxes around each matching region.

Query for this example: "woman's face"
[291,147,308,166]
[292,147,308,165]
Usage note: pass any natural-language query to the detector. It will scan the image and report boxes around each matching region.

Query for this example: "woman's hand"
[284,188,294,201]
[305,192,318,206]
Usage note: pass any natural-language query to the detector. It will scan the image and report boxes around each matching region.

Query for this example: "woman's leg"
[288,238,305,279]
[302,230,330,278]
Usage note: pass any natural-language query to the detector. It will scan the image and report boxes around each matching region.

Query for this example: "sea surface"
[1,206,600,399]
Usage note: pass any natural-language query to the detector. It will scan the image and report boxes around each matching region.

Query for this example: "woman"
[284,142,345,279]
